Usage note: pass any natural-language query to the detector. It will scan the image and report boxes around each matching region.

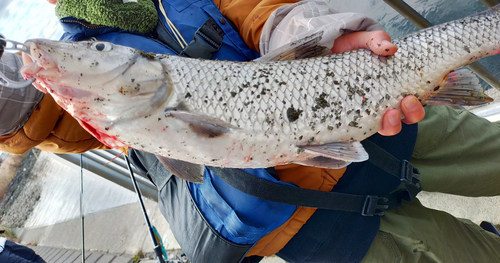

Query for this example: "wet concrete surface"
[28,246,133,263]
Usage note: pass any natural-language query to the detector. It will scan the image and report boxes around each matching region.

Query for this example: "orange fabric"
[215,0,301,52]
[0,94,108,154]
[247,165,347,257]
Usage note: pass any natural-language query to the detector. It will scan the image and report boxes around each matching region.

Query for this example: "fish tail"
[420,69,493,106]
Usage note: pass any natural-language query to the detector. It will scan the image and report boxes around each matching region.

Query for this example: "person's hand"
[47,0,57,5]
[331,30,425,136]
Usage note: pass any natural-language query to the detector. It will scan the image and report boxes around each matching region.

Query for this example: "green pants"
[362,106,500,263]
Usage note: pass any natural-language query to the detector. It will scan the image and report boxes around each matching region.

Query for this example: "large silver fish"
[22,6,499,182]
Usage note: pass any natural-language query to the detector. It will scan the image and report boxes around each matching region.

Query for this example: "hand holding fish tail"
[332,30,425,136]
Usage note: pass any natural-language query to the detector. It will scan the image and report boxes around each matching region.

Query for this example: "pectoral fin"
[302,141,369,163]
[156,155,205,183]
[166,110,237,138]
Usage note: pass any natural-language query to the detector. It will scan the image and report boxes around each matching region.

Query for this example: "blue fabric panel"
[189,168,298,245]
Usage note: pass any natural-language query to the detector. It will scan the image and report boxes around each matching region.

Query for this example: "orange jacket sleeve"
[0,94,109,154]
[214,0,301,52]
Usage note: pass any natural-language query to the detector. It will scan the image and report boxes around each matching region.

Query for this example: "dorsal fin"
[255,32,331,62]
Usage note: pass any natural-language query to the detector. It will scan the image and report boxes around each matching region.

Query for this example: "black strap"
[209,140,421,217]
[209,166,400,216]
[155,17,225,59]
[361,140,421,201]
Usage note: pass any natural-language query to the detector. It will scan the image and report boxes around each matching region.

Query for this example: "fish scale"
[168,49,399,142]
[20,5,499,175]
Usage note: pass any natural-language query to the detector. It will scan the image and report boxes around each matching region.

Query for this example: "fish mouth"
[20,41,61,93]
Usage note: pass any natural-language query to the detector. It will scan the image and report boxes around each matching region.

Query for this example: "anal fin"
[421,68,493,106]
[301,141,369,163]
[294,156,351,169]
[156,155,205,183]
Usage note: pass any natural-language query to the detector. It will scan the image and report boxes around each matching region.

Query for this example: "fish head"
[22,39,141,94]
[21,39,173,148]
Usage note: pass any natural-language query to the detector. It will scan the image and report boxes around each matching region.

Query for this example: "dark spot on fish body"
[287,107,303,122]
[296,147,305,154]
[185,93,192,99]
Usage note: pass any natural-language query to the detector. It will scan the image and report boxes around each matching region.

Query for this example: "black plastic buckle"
[362,195,389,216]
[400,160,421,188]
[400,160,422,201]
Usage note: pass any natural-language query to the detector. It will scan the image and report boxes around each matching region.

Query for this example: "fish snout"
[28,42,58,70]
[20,41,60,94]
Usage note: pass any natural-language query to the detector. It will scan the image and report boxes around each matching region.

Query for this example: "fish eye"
[90,42,113,52]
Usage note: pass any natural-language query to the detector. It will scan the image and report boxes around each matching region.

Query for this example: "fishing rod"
[124,155,166,263]
[80,154,86,263]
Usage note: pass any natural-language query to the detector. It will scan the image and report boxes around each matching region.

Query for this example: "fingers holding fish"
[400,96,425,125]
[378,109,402,136]
[378,96,425,136]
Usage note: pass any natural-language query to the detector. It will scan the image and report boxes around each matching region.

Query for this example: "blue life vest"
[60,0,419,261]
